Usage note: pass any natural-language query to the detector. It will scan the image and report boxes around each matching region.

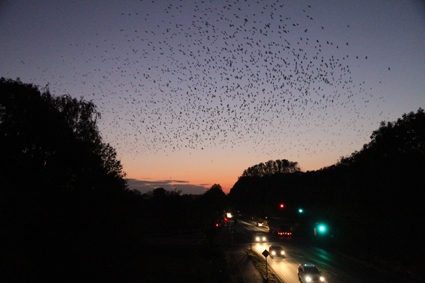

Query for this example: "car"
[268,245,285,258]
[257,221,264,227]
[298,264,326,282]
[254,232,267,242]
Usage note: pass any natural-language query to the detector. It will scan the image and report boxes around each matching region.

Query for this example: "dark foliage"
[200,184,227,221]
[0,78,141,282]
[137,187,203,234]
[140,244,234,283]
[0,78,126,192]
[241,159,300,178]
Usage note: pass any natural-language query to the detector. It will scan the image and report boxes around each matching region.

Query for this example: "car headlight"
[271,251,276,255]
[262,237,266,241]
[320,276,325,282]
[306,277,312,282]
[281,251,285,255]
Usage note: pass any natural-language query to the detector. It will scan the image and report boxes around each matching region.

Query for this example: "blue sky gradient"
[1,0,424,193]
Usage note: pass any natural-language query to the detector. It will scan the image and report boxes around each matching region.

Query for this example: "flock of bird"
[18,0,390,163]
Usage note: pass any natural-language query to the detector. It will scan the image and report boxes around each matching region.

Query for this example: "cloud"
[125,178,209,195]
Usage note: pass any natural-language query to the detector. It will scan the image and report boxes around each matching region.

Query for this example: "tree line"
[229,108,425,281]
[0,78,228,282]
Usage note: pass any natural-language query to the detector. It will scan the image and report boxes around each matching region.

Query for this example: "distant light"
[280,203,284,208]
[226,212,232,218]
[299,209,303,213]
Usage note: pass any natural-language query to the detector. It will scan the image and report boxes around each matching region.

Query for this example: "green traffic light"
[298,208,303,213]
[318,225,326,232]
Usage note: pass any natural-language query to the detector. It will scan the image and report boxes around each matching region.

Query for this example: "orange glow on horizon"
[123,153,337,195]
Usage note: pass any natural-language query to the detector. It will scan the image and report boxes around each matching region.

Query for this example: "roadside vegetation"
[139,244,241,283]
[245,248,281,283]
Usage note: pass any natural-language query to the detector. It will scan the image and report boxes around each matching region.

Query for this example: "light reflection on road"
[252,241,300,283]
[238,218,399,283]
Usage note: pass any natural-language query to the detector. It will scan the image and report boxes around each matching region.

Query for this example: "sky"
[1,0,424,194]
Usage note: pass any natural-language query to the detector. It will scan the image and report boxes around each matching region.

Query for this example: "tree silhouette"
[241,159,300,178]
[229,159,301,216]
[198,184,227,244]
[0,77,126,193]
[201,184,227,220]
[0,78,138,281]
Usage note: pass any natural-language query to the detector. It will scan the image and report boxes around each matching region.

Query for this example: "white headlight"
[306,277,312,282]
[262,237,266,241]
[320,276,325,282]
[256,237,260,241]
[281,251,285,255]
[271,251,276,255]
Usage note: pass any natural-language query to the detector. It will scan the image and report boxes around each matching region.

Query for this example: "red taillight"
[215,223,219,227]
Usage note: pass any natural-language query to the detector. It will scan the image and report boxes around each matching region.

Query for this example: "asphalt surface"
[223,218,405,283]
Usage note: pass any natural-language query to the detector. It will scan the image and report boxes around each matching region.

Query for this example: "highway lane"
[234,218,401,283]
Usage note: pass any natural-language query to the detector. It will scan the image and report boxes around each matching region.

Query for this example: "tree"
[0,77,127,192]
[199,184,226,222]
[240,159,300,178]
[229,159,300,215]
[0,78,135,281]
[369,108,425,157]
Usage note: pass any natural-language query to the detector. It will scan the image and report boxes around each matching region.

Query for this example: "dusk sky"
[1,0,424,194]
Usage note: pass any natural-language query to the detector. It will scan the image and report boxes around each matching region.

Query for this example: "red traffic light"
[279,203,284,208]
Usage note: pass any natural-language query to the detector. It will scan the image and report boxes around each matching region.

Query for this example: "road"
[228,218,403,283]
